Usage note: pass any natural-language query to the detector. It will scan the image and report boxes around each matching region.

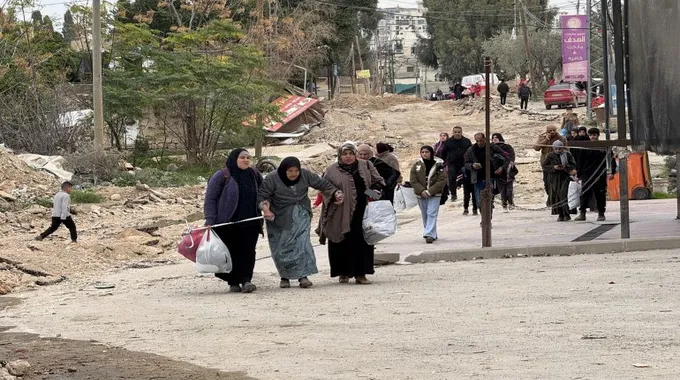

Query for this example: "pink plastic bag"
[177,228,206,263]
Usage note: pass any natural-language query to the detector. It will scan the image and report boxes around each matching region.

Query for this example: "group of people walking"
[535,119,616,222]
[203,142,393,293]
[496,79,533,110]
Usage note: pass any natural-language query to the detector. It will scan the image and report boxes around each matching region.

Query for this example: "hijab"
[492,133,505,143]
[420,145,436,173]
[226,148,248,180]
[226,148,258,221]
[338,141,359,173]
[552,140,568,166]
[357,144,375,159]
[277,156,302,187]
[376,142,393,154]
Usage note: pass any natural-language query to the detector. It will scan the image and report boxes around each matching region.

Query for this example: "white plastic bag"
[195,228,233,274]
[568,180,582,210]
[393,184,418,212]
[363,200,397,245]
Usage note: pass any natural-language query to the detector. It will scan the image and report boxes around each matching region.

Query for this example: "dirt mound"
[327,93,425,110]
[0,148,59,207]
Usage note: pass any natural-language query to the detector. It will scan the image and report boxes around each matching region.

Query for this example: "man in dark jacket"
[518,83,532,110]
[464,133,508,218]
[574,128,617,221]
[497,79,510,105]
[441,126,472,202]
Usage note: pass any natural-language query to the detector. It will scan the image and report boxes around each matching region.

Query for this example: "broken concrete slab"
[404,237,680,264]
[374,253,400,266]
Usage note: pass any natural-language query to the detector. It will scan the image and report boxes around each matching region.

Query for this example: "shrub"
[71,190,103,204]
[64,146,122,183]
[35,197,54,208]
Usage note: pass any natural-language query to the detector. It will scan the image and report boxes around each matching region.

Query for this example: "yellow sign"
[356,70,371,79]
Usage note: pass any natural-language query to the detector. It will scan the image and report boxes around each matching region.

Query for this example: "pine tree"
[62,10,76,42]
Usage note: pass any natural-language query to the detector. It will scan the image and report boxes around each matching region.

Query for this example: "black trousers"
[40,217,77,241]
[500,93,507,105]
[520,96,529,110]
[447,165,463,200]
[463,176,478,211]
[580,176,607,214]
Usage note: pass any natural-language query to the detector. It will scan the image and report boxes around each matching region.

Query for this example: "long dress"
[213,171,261,286]
[543,152,577,218]
[327,170,375,278]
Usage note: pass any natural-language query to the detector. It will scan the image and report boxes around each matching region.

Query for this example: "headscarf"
[226,148,258,221]
[420,145,436,173]
[357,144,375,159]
[337,141,359,173]
[552,140,568,166]
[226,148,248,180]
[376,142,393,154]
[491,133,505,143]
[277,156,302,187]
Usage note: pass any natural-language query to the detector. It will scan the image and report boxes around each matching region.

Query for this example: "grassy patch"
[35,197,54,208]
[652,192,676,200]
[71,190,104,204]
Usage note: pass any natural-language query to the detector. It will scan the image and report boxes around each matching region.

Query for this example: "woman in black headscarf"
[491,133,518,211]
[542,141,577,222]
[203,148,263,293]
[259,157,341,289]
[410,146,446,244]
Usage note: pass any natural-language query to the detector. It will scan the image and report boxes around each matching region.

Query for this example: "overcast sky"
[35,0,578,30]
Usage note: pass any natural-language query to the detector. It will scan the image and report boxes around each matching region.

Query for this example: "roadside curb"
[404,237,680,263]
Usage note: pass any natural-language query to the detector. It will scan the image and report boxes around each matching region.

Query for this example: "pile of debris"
[0,147,60,209]
[328,93,425,111]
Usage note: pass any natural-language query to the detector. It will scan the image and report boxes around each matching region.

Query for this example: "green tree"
[420,0,554,81]
[62,10,77,42]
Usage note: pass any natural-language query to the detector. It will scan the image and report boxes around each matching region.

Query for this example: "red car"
[543,83,587,109]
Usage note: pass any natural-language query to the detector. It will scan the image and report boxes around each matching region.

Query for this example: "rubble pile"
[328,93,425,110]
[0,149,60,208]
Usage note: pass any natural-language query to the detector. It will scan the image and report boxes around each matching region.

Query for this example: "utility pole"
[92,0,104,150]
[518,0,533,84]
[586,0,592,121]
[254,0,264,160]
[482,57,492,248]
[350,42,357,94]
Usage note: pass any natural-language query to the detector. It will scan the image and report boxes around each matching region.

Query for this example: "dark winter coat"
[464,144,509,184]
[497,82,510,94]
[542,151,577,212]
[441,137,473,168]
[204,167,263,226]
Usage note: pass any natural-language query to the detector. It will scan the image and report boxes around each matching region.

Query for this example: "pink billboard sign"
[561,15,589,82]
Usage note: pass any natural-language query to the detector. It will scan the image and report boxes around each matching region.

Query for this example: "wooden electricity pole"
[254,0,264,160]
[518,0,533,83]
[92,0,104,150]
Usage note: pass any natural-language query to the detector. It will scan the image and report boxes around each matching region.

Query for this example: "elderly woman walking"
[543,141,577,221]
[259,157,343,289]
[491,133,518,211]
[410,146,447,244]
[357,144,400,203]
[319,142,385,285]
[204,148,263,293]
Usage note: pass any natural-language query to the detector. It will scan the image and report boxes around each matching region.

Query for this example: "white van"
[461,73,500,90]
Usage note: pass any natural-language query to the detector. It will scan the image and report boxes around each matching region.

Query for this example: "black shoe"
[574,211,586,221]
[425,237,434,244]
[557,215,565,222]
[229,285,241,293]
[597,214,606,221]
[473,210,478,216]
[34,235,44,241]
[463,209,469,216]
[241,282,257,293]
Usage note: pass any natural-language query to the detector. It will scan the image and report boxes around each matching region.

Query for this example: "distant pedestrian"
[358,144,400,203]
[35,181,77,243]
[534,125,567,200]
[497,79,510,105]
[542,141,577,222]
[433,132,449,159]
[574,128,617,222]
[376,142,400,172]
[410,146,447,244]
[441,126,472,203]
[491,133,518,211]
[518,83,532,110]
[464,133,508,220]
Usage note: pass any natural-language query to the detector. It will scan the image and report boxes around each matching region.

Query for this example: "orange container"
[607,152,652,200]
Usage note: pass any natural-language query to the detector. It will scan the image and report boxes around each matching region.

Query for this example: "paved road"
[3,249,679,379]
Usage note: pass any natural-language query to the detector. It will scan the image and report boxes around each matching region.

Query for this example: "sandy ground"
[2,249,680,379]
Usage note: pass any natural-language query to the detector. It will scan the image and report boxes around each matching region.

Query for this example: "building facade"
[372,1,438,94]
